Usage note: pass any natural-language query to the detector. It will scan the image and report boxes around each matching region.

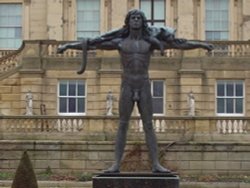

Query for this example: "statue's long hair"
[93,9,164,54]
[123,9,150,38]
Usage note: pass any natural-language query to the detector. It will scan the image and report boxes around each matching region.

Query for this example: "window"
[216,80,244,116]
[140,0,165,26]
[76,0,100,39]
[205,0,229,40]
[151,80,164,115]
[58,80,86,115]
[0,3,22,49]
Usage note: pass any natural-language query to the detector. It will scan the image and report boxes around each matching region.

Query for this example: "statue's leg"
[104,84,134,173]
[137,81,170,173]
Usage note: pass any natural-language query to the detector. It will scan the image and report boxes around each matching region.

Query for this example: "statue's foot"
[152,163,171,173]
[103,164,120,173]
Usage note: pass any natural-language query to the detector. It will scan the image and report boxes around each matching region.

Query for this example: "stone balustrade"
[42,40,250,58]
[42,40,179,58]
[45,40,83,58]
[134,118,191,133]
[1,40,250,76]
[0,50,14,58]
[216,119,248,134]
[0,116,194,134]
[0,42,24,75]
[0,40,250,75]
[1,116,249,136]
[210,40,250,57]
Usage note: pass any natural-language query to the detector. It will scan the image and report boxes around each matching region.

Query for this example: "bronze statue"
[57,9,213,173]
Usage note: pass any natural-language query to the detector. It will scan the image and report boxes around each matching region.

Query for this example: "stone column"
[242,0,250,40]
[176,0,195,39]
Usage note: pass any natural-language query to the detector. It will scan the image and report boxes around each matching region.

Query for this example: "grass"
[0,172,14,180]
[36,171,92,182]
[0,170,92,182]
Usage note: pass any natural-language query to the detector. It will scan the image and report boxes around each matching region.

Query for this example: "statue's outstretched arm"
[163,38,214,51]
[56,38,121,75]
[88,38,122,50]
[57,38,121,54]
[57,41,83,54]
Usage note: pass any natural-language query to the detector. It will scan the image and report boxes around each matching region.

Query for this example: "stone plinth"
[93,172,179,188]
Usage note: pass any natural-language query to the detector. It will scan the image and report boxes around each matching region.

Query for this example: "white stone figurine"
[187,91,195,116]
[25,90,33,115]
[106,90,114,116]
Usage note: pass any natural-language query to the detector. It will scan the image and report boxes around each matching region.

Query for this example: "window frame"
[0,3,22,49]
[216,80,244,117]
[151,79,165,116]
[139,0,166,26]
[57,79,87,116]
[76,0,100,40]
[205,0,229,41]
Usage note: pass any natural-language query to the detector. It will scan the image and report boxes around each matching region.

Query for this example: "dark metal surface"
[93,172,179,188]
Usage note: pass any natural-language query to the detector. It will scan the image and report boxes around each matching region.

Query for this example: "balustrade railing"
[2,116,90,133]
[0,116,193,134]
[45,41,83,58]
[39,40,250,58]
[1,116,249,135]
[0,50,15,58]
[131,118,191,133]
[1,40,250,76]
[0,42,25,75]
[216,119,248,134]
[209,41,250,57]
[41,40,97,58]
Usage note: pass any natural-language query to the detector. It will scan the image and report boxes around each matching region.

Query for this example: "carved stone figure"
[106,90,114,116]
[187,91,195,116]
[57,9,213,173]
[25,90,33,115]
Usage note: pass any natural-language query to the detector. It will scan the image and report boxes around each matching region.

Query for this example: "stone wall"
[1,140,250,176]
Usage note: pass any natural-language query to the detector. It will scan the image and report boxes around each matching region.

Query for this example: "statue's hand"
[205,43,214,52]
[57,44,67,54]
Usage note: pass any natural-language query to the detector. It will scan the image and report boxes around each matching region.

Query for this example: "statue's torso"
[119,38,151,89]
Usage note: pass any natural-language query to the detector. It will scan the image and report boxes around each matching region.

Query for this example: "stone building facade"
[0,0,250,117]
[3,0,250,41]
[1,0,250,175]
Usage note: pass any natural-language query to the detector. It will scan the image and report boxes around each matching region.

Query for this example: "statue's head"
[124,9,149,32]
